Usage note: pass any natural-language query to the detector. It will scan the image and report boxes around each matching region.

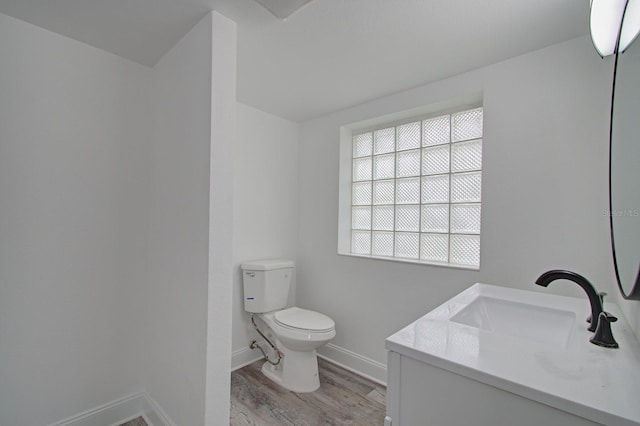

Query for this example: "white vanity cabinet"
[385,350,600,426]
[385,284,640,426]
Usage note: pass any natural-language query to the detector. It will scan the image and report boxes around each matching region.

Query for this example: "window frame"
[337,99,484,270]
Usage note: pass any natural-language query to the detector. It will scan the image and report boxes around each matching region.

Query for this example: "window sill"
[337,251,480,271]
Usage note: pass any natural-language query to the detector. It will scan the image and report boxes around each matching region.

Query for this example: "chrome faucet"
[535,270,603,332]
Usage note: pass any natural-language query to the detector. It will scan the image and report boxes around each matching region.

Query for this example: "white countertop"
[385,283,640,426]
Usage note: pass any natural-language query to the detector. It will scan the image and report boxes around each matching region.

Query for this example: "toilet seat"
[274,307,335,332]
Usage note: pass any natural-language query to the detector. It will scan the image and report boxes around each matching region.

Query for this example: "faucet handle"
[590,312,619,349]
[586,292,607,324]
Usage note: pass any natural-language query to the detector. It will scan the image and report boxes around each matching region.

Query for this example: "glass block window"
[350,107,483,268]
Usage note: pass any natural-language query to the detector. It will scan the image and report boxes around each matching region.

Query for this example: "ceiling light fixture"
[254,0,314,20]
[590,0,640,57]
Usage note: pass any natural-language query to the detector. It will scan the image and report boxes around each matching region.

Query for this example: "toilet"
[241,259,336,392]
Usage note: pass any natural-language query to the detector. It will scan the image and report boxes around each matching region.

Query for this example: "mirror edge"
[609,47,640,300]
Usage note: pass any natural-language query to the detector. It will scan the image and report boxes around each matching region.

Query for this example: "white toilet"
[241,259,336,392]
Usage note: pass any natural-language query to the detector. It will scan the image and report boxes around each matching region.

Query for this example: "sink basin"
[450,295,576,347]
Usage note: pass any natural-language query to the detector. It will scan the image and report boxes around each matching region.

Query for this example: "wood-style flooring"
[231,358,386,425]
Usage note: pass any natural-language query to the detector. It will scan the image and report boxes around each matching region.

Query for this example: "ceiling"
[0,0,590,121]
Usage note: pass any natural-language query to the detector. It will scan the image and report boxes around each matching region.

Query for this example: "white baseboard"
[318,343,387,386]
[143,395,176,426]
[231,345,263,371]
[48,392,176,426]
[233,342,387,386]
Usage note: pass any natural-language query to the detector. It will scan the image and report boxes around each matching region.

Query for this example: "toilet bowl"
[241,259,336,392]
[258,307,335,392]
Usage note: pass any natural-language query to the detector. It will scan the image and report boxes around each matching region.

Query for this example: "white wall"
[0,12,151,426]
[146,13,213,426]
[204,12,236,425]
[146,11,237,426]
[0,10,237,426]
[231,103,299,366]
[297,36,616,369]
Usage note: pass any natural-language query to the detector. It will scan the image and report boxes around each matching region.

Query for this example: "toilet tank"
[241,259,294,313]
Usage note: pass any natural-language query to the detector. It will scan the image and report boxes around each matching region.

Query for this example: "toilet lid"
[274,307,335,332]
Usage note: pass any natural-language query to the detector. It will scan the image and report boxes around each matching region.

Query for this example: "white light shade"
[591,0,640,56]
[590,0,628,56]
[619,0,640,52]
